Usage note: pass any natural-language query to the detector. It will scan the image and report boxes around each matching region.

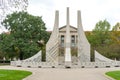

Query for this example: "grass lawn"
[106,71,120,80]
[0,69,32,80]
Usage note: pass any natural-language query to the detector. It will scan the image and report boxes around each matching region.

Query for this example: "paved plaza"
[0,66,119,80]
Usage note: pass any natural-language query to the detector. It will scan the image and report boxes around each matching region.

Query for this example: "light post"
[37,40,44,50]
[37,40,45,61]
[3,57,6,64]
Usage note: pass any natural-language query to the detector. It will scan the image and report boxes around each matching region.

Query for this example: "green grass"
[0,69,32,80]
[106,71,120,80]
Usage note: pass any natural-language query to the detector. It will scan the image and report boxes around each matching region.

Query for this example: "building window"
[71,35,75,47]
[61,35,64,47]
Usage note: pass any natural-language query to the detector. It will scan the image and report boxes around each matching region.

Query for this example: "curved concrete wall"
[95,50,113,62]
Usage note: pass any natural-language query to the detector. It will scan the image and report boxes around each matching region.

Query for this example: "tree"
[92,19,111,46]
[112,22,120,31]
[111,22,120,44]
[0,33,16,60]
[0,11,50,60]
[0,0,28,10]
[111,31,120,44]
[0,0,28,29]
[86,20,111,61]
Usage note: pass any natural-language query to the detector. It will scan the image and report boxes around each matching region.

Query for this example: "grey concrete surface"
[0,66,119,80]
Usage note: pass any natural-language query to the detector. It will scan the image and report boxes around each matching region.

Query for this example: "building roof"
[59,25,77,30]
[59,25,77,32]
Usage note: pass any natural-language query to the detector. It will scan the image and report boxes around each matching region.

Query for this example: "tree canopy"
[86,20,120,60]
[90,19,111,46]
[0,11,50,60]
[0,0,28,26]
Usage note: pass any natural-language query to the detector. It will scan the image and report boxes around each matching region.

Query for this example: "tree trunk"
[19,51,23,60]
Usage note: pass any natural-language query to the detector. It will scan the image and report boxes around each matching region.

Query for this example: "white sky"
[27,0,120,31]
[0,0,120,33]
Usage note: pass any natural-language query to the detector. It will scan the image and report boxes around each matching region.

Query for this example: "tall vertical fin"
[46,10,59,64]
[65,7,72,66]
[77,10,90,62]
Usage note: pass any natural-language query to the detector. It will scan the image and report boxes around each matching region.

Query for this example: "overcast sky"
[0,0,120,33]
[27,0,120,31]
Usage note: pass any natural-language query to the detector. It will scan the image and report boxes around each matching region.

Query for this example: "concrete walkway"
[0,66,119,80]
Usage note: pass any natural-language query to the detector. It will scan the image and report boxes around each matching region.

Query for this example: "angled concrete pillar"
[77,10,90,62]
[46,10,59,64]
[65,7,72,67]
